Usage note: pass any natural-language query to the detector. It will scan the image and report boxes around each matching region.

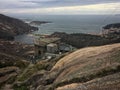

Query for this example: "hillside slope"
[0,52,30,89]
[2,43,120,90]
[0,39,35,59]
[30,43,120,90]
[50,43,120,90]
[0,14,38,40]
[0,39,37,89]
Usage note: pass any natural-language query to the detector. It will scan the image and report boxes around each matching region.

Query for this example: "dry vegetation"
[13,43,120,90]
[0,41,120,90]
[0,53,29,89]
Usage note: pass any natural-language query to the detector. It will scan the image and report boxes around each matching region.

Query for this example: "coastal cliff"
[0,14,38,40]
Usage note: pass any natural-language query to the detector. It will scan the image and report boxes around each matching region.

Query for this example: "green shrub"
[18,67,37,81]
[13,84,29,90]
[15,60,29,69]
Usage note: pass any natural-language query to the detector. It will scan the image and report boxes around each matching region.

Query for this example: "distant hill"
[103,23,120,29]
[30,21,51,25]
[0,14,38,40]
[102,23,120,39]
[51,32,120,48]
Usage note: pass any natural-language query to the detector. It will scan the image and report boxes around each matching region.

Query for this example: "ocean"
[14,15,120,44]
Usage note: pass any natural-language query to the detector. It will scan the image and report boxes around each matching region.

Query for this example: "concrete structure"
[34,35,60,57]
[47,43,58,53]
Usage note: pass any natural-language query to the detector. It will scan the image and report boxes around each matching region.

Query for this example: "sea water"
[14,15,120,44]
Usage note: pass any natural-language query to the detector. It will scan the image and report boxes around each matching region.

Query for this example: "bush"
[13,84,29,90]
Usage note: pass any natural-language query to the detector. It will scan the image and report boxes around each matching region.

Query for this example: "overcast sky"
[0,0,120,15]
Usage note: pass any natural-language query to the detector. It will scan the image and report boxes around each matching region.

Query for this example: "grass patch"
[0,60,29,69]
[17,54,66,84]
[111,50,120,63]
[17,62,50,82]
[15,60,29,69]
[7,76,17,84]
[35,62,50,71]
[13,84,29,90]
[17,66,37,82]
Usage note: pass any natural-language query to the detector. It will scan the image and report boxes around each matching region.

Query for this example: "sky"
[0,0,120,15]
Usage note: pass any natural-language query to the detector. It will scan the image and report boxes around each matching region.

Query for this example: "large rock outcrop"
[51,43,120,90]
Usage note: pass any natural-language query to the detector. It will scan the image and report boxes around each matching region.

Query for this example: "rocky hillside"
[0,39,35,60]
[50,43,120,90]
[0,14,38,40]
[0,39,35,89]
[12,43,120,90]
[0,51,30,88]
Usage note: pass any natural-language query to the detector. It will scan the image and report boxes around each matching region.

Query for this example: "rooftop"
[34,36,60,46]
[47,43,57,47]
[39,37,60,44]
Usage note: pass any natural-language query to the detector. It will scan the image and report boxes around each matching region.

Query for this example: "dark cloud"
[21,0,120,8]
[0,0,120,10]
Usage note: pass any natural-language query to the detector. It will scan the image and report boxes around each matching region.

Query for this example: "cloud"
[0,0,120,9]
[1,3,120,15]
[20,0,120,8]
[0,0,120,14]
[0,0,38,9]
